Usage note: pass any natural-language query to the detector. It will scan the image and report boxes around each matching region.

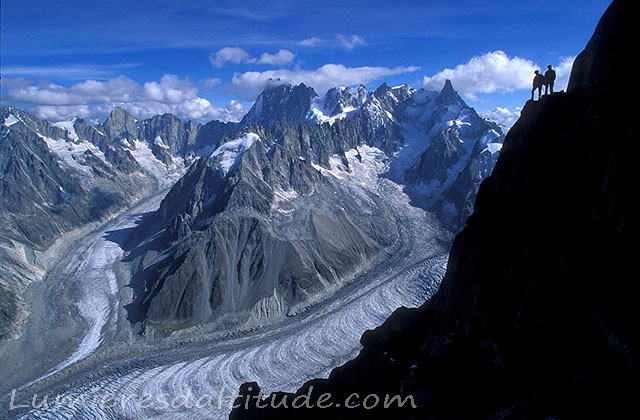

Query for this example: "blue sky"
[1,0,611,127]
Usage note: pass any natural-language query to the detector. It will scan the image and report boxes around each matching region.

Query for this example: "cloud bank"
[2,50,575,128]
[553,56,575,92]
[4,75,247,123]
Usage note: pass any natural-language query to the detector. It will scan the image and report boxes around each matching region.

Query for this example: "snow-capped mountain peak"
[308,85,369,125]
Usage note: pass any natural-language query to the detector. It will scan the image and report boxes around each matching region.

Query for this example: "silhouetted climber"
[531,70,545,100]
[544,64,557,94]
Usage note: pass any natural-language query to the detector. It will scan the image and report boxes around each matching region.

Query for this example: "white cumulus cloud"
[255,49,295,65]
[423,51,577,100]
[228,64,420,99]
[553,56,575,92]
[209,47,252,68]
[143,75,198,104]
[202,78,222,88]
[7,76,139,106]
[33,104,98,122]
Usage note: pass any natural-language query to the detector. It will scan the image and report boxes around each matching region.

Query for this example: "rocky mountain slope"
[230,0,638,418]
[0,107,232,339]
[124,120,399,333]
[124,80,503,334]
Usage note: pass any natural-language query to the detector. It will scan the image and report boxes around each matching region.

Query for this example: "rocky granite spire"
[435,79,461,106]
[100,107,139,146]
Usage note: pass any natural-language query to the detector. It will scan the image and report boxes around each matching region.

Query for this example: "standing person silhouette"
[545,65,557,95]
[531,70,545,100]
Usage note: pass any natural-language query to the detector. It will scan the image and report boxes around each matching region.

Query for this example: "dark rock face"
[240,82,318,127]
[0,285,17,339]
[101,107,138,146]
[230,1,638,418]
[136,113,196,161]
[99,107,235,165]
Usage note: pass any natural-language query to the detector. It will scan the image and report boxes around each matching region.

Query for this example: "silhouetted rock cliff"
[230,1,638,418]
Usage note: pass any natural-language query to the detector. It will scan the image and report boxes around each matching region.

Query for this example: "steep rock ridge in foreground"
[230,0,638,418]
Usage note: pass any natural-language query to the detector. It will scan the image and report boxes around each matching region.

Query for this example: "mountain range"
[1,78,503,339]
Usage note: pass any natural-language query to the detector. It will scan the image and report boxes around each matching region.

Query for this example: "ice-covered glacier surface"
[17,162,448,420]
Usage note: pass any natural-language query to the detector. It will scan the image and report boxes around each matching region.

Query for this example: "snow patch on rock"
[210,132,260,176]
